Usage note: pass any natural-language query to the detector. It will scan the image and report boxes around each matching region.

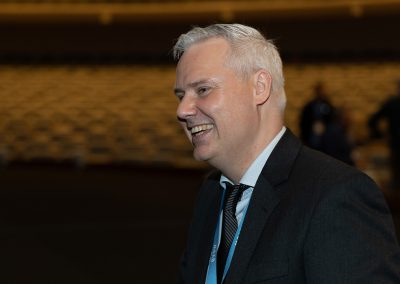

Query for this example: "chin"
[193,152,207,162]
[193,147,213,162]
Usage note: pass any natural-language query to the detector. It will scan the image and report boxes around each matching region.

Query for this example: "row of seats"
[0,65,194,167]
[0,63,399,174]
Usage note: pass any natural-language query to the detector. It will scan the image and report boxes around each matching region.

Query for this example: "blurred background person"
[300,83,355,165]
[368,80,400,190]
[299,82,335,151]
[320,105,355,165]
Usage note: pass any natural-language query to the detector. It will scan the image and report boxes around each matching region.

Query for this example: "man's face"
[174,37,256,168]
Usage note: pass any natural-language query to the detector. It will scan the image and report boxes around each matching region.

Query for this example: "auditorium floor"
[0,164,399,283]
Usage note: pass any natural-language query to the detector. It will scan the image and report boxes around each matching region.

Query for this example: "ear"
[253,69,272,105]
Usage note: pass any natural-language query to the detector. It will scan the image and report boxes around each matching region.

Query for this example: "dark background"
[0,163,208,283]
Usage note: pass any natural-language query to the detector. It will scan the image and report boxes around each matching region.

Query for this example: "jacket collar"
[261,128,302,187]
[224,128,302,283]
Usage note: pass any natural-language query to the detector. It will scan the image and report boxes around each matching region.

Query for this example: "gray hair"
[173,23,286,109]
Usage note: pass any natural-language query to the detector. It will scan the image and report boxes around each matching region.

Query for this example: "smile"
[190,124,214,136]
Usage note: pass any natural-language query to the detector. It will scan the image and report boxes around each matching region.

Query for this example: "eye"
[197,86,211,96]
[174,91,185,101]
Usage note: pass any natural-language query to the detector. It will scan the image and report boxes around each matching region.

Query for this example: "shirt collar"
[220,126,286,188]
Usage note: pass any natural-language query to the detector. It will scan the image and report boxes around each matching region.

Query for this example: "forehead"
[182,37,230,58]
[176,37,231,81]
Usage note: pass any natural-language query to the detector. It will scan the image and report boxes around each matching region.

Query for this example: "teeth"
[191,124,213,135]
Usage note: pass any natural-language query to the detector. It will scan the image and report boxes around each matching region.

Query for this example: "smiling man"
[173,24,400,284]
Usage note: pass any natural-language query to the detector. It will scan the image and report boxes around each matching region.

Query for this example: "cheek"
[229,102,256,136]
[227,95,252,119]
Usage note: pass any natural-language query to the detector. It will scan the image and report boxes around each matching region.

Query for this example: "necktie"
[217,183,249,283]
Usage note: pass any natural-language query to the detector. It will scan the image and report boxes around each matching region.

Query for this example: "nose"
[177,94,196,121]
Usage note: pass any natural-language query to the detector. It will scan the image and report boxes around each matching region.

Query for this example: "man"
[368,80,400,190]
[300,84,354,165]
[173,23,400,283]
[299,82,335,151]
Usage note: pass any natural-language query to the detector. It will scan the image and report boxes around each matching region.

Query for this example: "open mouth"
[190,124,214,136]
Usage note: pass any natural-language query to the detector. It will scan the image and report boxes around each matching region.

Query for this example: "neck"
[216,123,284,184]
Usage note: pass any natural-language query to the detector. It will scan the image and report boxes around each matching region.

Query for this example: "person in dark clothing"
[299,82,335,151]
[369,80,400,190]
[173,23,400,284]
[320,106,354,165]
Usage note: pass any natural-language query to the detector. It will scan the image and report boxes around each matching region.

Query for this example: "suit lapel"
[224,129,302,283]
[197,177,223,283]
[225,175,279,283]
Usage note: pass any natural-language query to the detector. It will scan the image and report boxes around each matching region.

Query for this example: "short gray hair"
[173,23,286,108]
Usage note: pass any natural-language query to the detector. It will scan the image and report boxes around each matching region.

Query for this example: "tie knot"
[224,183,249,212]
[225,182,249,194]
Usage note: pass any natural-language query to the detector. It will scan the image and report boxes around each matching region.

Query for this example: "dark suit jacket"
[178,129,400,283]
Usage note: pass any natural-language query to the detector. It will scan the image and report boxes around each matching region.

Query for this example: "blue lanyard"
[205,187,250,284]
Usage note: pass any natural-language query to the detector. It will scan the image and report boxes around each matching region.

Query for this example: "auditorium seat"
[1,63,400,178]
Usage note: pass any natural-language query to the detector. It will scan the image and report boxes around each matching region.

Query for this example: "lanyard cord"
[205,187,250,284]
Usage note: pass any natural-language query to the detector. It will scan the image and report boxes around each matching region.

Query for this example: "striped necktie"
[217,183,249,283]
